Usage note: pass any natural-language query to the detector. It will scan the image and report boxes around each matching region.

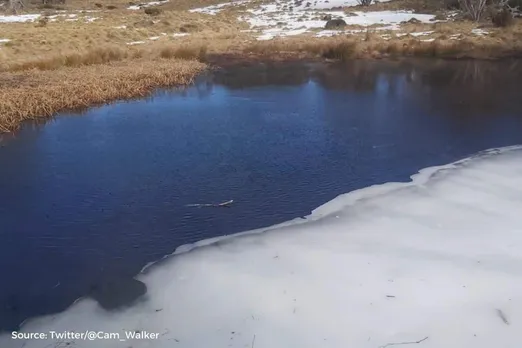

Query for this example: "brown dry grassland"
[1,0,521,132]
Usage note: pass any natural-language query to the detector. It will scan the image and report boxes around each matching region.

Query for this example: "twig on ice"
[252,334,256,348]
[497,309,510,325]
[379,336,428,348]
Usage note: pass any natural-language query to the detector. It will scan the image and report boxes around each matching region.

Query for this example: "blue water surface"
[1,59,522,330]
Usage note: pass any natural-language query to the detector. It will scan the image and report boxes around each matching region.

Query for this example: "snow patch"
[172,33,190,37]
[471,28,489,36]
[2,146,522,348]
[127,41,146,45]
[0,38,11,43]
[409,30,434,37]
[449,33,462,40]
[242,6,435,40]
[294,0,390,10]
[189,0,250,15]
[128,0,169,10]
[0,14,40,23]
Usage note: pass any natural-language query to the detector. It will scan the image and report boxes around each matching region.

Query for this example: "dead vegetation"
[0,58,205,132]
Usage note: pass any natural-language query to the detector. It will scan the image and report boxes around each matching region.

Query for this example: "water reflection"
[207,59,522,117]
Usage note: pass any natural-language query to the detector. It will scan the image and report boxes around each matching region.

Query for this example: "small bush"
[179,23,199,33]
[144,7,162,15]
[106,5,117,9]
[35,16,49,27]
[357,0,372,5]
[322,41,358,61]
[159,45,207,61]
[492,8,514,27]
[95,3,103,7]
[459,0,488,21]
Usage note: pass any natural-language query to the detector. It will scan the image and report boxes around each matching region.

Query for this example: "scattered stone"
[322,14,332,21]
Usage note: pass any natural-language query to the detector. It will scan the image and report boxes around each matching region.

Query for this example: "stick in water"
[186,200,234,208]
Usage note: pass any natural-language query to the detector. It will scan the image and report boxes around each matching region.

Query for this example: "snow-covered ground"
[0,13,99,24]
[190,0,436,40]
[294,0,386,9]
[189,0,250,15]
[0,14,40,23]
[2,146,522,348]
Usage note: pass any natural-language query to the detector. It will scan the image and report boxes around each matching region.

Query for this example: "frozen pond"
[1,59,522,338]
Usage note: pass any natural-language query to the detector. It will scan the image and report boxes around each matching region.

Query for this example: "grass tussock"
[3,46,129,72]
[0,59,206,132]
[159,45,208,60]
[322,41,359,60]
[1,43,211,72]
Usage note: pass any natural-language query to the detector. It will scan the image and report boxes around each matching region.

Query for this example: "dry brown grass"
[1,42,214,71]
[0,58,205,132]
[0,0,245,65]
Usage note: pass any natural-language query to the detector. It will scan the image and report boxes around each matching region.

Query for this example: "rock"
[144,7,162,15]
[88,278,147,310]
[322,14,332,21]
[407,17,421,24]
[344,11,358,17]
[324,18,347,29]
[94,3,103,7]
[106,5,117,9]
